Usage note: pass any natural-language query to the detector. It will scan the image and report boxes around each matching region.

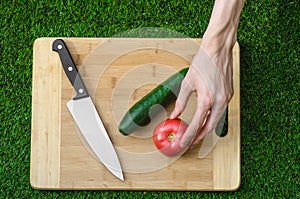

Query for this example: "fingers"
[191,106,226,146]
[170,78,193,119]
[180,102,210,148]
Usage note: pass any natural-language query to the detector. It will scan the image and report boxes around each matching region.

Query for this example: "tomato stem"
[168,132,176,142]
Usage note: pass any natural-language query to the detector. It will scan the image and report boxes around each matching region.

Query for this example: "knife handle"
[52,39,89,100]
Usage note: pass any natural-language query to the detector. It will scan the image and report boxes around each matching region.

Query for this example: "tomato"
[153,118,188,157]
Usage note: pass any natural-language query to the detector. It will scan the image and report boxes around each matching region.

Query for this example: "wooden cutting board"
[31,38,240,191]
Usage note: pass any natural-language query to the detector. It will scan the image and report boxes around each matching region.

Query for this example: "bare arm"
[170,0,245,148]
[202,0,245,61]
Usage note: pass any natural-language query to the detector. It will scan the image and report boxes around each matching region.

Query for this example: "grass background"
[1,0,299,198]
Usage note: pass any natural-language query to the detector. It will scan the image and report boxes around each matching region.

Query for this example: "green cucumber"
[118,67,189,135]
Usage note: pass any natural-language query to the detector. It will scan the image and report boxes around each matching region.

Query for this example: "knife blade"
[52,39,124,181]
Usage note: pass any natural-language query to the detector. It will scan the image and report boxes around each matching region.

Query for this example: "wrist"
[200,0,244,58]
[201,23,237,55]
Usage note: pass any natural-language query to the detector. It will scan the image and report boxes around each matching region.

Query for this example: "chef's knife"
[52,39,124,181]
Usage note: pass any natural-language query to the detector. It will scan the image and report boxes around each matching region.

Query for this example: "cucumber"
[118,67,189,135]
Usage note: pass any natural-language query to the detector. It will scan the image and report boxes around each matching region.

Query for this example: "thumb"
[170,80,192,119]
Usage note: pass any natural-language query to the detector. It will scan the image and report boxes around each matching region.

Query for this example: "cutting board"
[31,38,240,191]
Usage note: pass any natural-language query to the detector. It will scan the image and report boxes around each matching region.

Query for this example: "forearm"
[202,0,245,55]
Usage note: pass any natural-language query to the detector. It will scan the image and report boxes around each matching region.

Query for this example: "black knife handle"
[52,39,89,100]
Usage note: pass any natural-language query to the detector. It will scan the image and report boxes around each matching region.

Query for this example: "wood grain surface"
[31,38,240,190]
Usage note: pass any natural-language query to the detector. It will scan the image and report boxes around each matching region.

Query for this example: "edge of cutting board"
[30,37,240,191]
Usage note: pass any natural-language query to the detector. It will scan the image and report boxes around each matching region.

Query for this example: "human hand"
[169,0,245,149]
[170,45,234,148]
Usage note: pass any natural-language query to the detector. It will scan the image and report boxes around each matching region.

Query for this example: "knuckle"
[200,94,213,108]
[215,90,232,104]
[216,95,227,104]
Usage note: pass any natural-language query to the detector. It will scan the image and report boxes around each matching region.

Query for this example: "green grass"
[1,0,299,198]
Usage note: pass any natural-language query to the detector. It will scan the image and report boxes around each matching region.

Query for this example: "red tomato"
[153,118,188,157]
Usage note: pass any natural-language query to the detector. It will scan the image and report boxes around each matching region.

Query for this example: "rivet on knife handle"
[52,39,89,100]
